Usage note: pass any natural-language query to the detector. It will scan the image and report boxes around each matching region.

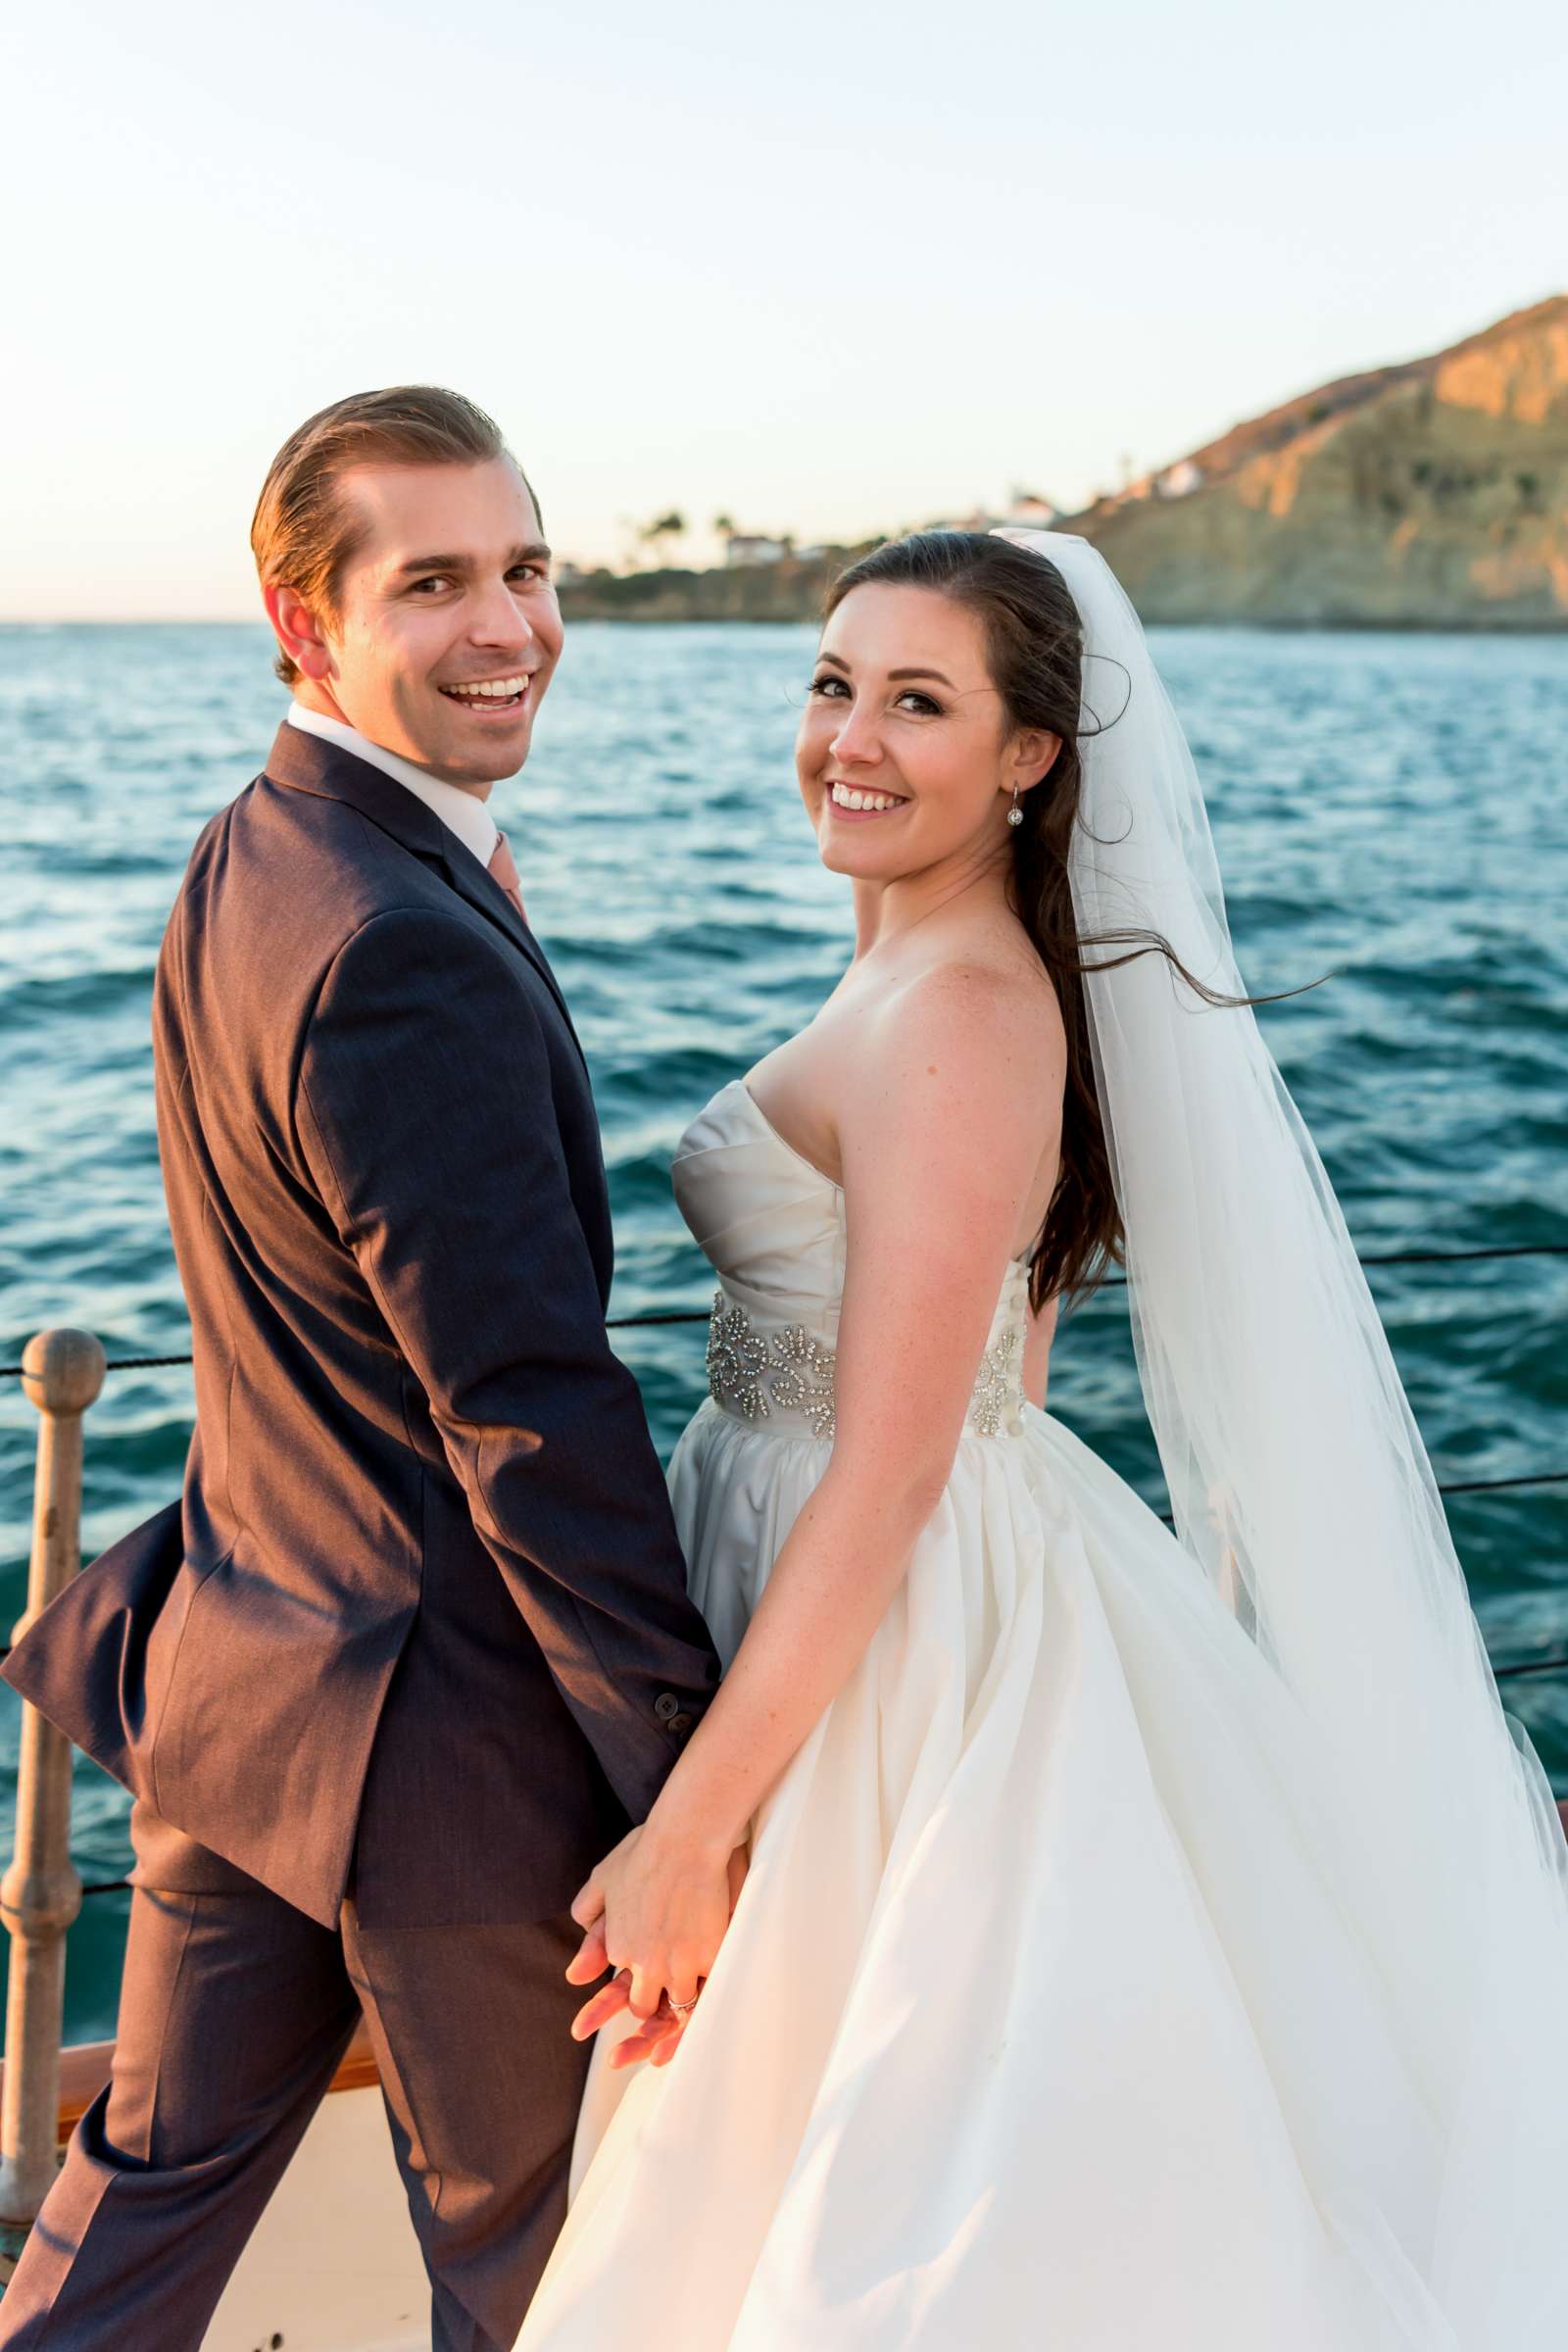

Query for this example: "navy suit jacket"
[4,722,720,1929]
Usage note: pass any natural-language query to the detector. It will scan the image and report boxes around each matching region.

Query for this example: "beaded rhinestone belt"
[704,1290,1026,1442]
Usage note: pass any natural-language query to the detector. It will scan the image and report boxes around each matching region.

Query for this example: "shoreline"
[4,607,1566,635]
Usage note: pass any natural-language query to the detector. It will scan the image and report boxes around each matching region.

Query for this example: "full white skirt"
[516,1402,1546,2348]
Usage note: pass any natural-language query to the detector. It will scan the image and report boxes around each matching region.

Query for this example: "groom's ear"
[265,581,335,683]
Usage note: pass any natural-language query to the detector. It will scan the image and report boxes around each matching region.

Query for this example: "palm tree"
[640,511,687,568]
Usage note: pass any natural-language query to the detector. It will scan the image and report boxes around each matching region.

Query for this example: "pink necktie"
[488,828,526,924]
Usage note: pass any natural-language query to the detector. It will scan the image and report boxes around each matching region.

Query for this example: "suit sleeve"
[295,906,720,1822]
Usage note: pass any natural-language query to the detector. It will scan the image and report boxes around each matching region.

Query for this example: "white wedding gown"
[516,1076,1536,2349]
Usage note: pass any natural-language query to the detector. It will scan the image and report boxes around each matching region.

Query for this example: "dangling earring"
[1006,781,1023,828]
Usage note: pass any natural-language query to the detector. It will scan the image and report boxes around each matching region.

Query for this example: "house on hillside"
[725,534,791,567]
[1154,460,1203,499]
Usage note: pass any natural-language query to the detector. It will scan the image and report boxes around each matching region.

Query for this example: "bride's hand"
[566,1837,748,2064]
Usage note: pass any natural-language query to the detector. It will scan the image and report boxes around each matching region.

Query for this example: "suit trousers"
[0,1806,590,2351]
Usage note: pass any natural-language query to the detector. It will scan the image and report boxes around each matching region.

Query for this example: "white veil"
[996,528,1568,2331]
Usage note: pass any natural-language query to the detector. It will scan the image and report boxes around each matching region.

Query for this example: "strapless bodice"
[671,1078,1029,1443]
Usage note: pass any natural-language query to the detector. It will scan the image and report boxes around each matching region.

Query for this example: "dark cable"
[5,1236,1567,1379]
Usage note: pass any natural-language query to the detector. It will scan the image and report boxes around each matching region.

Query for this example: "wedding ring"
[667,1994,700,2015]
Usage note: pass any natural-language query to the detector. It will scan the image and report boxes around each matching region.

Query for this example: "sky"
[2,0,1565,618]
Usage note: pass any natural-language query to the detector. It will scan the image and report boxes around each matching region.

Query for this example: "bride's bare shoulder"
[842,944,1065,1138]
[882,938,1062,1064]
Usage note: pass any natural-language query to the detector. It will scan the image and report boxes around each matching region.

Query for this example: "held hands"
[566,1827,749,2071]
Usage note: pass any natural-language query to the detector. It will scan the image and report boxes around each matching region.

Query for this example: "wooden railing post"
[0,1330,106,2224]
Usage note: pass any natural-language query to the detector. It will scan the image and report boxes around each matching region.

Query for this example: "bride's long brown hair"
[825,531,1255,1314]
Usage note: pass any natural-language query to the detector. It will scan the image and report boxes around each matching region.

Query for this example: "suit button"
[669,1712,693,1737]
[655,1692,680,1722]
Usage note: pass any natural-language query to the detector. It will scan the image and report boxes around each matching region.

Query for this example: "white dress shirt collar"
[285,703,499,870]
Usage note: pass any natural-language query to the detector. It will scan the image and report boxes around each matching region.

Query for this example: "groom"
[0,388,721,2350]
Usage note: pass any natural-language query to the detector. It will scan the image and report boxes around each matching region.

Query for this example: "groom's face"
[296,456,563,790]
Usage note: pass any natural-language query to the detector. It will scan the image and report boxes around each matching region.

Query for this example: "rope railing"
[2,1239,1564,1541]
[2,1237,1565,1382]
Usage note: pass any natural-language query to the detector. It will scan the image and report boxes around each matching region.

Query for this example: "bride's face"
[797,584,1047,884]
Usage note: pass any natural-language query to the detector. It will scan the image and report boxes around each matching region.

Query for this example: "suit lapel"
[434,833,585,1054]
[265,721,588,1067]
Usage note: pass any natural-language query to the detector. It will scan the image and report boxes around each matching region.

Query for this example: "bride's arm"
[571,965,1062,2028]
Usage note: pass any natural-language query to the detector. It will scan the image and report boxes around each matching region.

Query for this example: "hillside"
[1077,297,1568,626]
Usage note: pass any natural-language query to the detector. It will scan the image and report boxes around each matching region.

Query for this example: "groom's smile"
[438,670,537,716]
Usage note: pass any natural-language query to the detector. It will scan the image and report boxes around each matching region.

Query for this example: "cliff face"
[1079,298,1568,626]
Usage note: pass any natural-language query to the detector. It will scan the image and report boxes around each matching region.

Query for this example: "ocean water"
[2,619,1566,2044]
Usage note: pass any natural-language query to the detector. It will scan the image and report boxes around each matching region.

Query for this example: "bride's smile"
[824,778,907,815]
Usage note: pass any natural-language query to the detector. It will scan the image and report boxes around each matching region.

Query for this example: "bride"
[517,531,1568,2347]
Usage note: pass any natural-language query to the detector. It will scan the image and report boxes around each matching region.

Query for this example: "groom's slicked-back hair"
[251,386,541,686]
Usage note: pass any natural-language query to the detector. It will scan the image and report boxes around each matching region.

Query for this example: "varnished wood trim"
[52,2042,113,2134]
[329,2023,382,2097]
[3,2020,382,2139]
